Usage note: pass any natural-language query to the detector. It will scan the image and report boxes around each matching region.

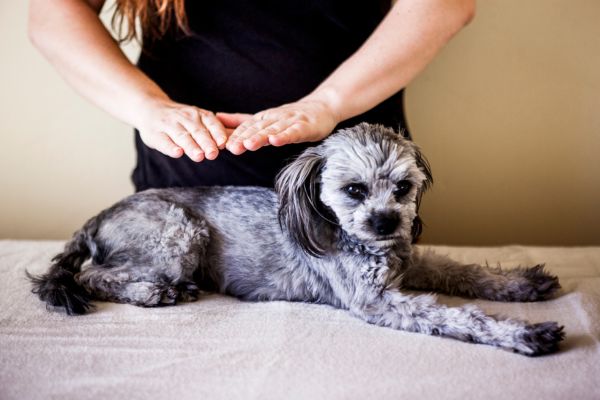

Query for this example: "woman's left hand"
[219,98,340,155]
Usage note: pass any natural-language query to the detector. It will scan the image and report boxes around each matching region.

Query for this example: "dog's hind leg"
[402,248,561,302]
[77,201,211,308]
[75,264,200,306]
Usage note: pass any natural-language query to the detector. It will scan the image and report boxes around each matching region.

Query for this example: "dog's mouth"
[375,235,401,243]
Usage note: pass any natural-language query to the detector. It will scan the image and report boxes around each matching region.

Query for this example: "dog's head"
[276,123,432,256]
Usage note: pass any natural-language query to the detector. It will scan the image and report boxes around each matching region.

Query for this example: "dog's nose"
[369,213,400,236]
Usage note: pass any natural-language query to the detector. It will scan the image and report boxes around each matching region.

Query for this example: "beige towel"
[1,241,598,400]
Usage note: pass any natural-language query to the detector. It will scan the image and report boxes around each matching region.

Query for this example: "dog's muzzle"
[369,212,400,236]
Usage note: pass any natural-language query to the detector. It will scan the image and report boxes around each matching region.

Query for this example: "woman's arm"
[29,0,227,161]
[224,0,476,154]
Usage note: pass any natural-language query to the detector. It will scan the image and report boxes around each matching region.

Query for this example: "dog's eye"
[344,184,368,200]
[394,180,413,198]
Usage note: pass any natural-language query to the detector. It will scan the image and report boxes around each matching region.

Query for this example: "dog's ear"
[275,147,333,257]
[409,143,433,243]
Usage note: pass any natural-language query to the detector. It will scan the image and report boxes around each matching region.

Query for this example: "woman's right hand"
[29,0,230,163]
[136,98,230,162]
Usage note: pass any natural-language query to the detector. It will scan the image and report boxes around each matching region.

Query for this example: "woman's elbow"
[441,0,476,38]
[28,24,46,51]
[28,1,47,49]
[458,0,477,27]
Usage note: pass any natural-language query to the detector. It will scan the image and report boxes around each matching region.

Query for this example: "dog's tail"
[26,217,99,315]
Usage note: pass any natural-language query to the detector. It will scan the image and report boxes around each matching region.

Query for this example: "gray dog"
[29,123,564,356]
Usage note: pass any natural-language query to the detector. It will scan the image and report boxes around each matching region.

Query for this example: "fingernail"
[206,148,218,159]
[227,143,244,155]
[268,135,283,146]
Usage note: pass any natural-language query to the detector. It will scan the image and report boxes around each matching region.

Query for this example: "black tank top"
[133,0,409,191]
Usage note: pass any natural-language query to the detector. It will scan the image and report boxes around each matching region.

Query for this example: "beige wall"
[406,0,600,245]
[1,1,599,245]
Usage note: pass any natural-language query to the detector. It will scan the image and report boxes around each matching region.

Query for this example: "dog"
[28,123,564,356]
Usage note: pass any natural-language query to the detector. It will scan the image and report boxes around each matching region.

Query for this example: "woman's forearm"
[28,0,167,128]
[29,0,228,161]
[306,0,476,122]
[224,0,476,152]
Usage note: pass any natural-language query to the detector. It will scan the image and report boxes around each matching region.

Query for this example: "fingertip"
[205,148,219,160]
[225,141,243,155]
[268,135,286,147]
[216,136,228,149]
[171,147,184,158]
[192,150,205,162]
[242,138,257,151]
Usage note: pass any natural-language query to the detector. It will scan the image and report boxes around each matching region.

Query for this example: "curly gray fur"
[28,123,564,356]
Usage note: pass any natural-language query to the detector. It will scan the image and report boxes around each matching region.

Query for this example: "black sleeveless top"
[133,0,409,191]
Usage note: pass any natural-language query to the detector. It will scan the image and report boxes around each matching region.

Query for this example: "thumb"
[216,112,253,128]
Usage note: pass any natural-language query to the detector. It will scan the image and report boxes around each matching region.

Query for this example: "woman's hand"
[136,98,229,162]
[221,97,340,155]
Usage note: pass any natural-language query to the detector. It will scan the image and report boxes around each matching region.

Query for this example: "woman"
[29,0,475,190]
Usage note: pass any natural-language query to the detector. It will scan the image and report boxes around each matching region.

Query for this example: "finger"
[216,112,253,129]
[230,116,275,143]
[227,119,274,154]
[177,118,219,160]
[149,132,184,158]
[268,123,304,147]
[191,129,219,160]
[168,123,205,162]
[228,118,258,142]
[225,133,249,155]
[244,120,292,151]
[227,110,270,142]
[199,112,228,149]
[225,119,258,154]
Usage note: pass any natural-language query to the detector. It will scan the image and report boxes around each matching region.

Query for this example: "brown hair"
[111,0,189,43]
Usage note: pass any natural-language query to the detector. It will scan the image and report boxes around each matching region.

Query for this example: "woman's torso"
[133,0,407,190]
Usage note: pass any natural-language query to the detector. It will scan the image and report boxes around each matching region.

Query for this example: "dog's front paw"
[513,322,565,356]
[504,264,561,302]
